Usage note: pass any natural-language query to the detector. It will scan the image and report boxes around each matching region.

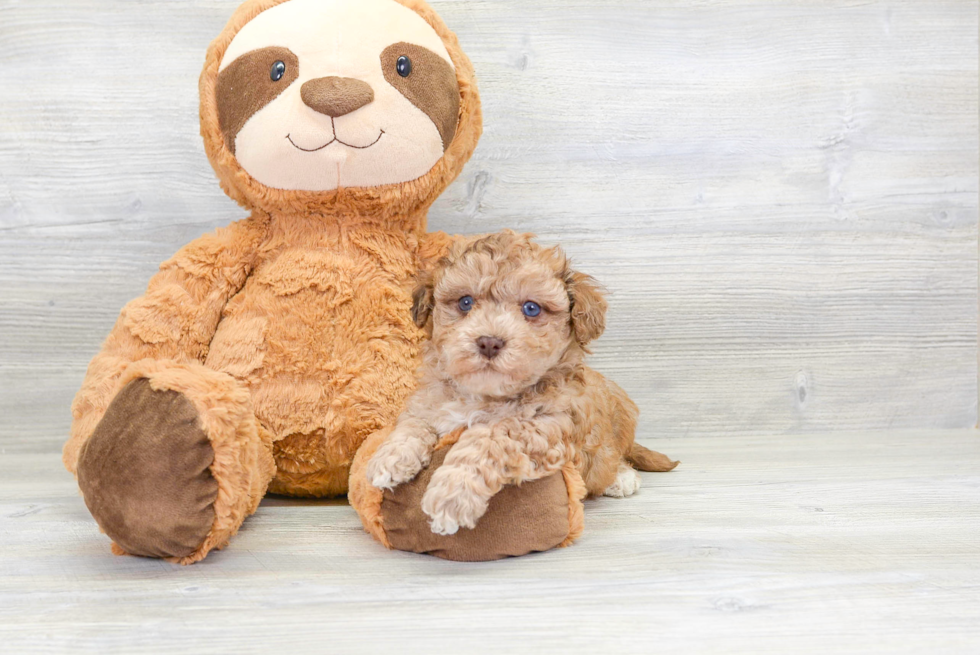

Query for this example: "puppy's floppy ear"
[566,271,607,346]
[411,272,435,329]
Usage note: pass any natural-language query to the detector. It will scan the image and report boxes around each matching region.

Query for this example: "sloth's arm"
[63,215,269,473]
[417,230,455,269]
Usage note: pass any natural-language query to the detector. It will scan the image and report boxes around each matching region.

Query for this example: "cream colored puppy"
[366,231,678,535]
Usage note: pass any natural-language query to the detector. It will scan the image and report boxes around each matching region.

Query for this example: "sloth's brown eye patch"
[381,42,460,151]
[217,46,299,155]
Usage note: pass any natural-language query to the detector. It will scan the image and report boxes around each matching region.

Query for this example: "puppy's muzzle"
[476,336,506,360]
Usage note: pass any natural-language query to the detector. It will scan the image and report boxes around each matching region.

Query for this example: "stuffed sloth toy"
[63,0,593,564]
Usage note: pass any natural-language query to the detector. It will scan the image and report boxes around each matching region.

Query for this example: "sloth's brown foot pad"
[350,428,586,561]
[382,448,571,561]
[77,378,218,559]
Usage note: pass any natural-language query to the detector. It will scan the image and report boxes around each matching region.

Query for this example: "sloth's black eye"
[270,60,287,82]
[396,55,412,78]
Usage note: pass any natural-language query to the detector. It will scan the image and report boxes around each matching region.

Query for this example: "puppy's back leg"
[603,461,642,498]
[606,375,679,473]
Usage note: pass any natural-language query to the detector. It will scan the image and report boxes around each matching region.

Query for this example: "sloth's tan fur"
[366,231,678,535]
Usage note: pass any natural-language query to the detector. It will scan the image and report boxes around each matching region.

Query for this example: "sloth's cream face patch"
[217,0,459,192]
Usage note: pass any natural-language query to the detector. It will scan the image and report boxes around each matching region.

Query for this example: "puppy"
[366,231,677,535]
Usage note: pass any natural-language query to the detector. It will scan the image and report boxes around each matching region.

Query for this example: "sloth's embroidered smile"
[286,128,385,152]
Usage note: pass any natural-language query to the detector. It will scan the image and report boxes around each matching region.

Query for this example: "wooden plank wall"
[0,0,977,452]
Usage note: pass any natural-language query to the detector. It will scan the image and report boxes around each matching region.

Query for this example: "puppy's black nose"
[476,336,505,359]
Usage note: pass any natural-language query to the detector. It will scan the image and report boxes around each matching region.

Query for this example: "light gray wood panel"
[1,430,979,653]
[0,0,977,450]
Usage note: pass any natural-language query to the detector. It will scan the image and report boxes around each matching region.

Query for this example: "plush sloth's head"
[412,231,608,398]
[200,0,481,219]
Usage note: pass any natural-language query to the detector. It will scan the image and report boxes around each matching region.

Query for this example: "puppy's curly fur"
[366,231,677,535]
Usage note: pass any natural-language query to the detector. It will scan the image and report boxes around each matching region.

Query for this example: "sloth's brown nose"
[301,77,374,117]
[476,336,506,360]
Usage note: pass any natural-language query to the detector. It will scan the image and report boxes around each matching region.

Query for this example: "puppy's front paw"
[421,468,490,536]
[426,506,460,536]
[365,440,431,490]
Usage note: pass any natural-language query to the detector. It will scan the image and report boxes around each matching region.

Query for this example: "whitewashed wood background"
[0,0,977,451]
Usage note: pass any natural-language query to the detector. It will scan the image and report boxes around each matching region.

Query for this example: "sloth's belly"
[203,243,423,496]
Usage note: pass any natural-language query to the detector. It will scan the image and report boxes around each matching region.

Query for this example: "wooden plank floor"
[1,429,978,654]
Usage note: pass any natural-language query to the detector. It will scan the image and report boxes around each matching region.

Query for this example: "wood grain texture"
[1,430,979,653]
[0,0,977,451]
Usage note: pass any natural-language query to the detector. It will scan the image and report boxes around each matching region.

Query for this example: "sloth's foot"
[77,379,218,560]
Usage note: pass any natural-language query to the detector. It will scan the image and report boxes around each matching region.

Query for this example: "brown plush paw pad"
[77,378,218,559]
[381,448,571,561]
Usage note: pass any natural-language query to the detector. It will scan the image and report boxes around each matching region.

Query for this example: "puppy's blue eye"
[270,61,286,82]
[522,301,542,318]
[458,296,474,312]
